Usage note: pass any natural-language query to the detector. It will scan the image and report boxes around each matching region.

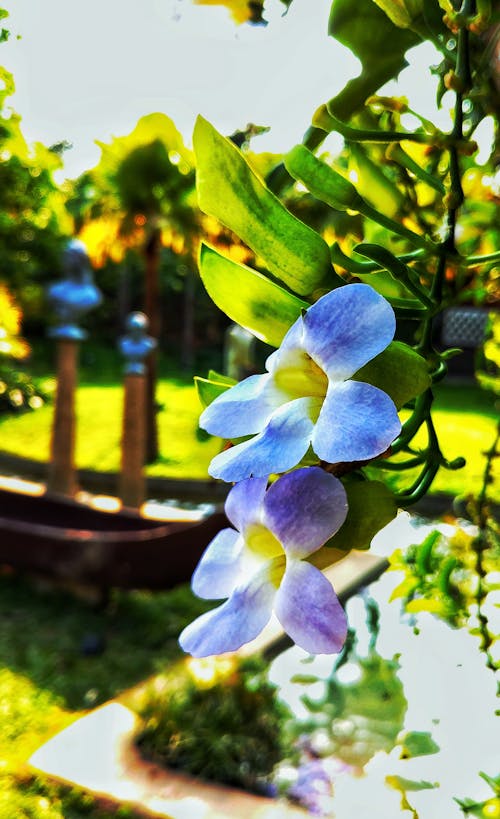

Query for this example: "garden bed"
[24,514,499,819]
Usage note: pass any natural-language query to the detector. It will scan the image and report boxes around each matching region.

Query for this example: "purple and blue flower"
[179,467,349,657]
[200,283,401,482]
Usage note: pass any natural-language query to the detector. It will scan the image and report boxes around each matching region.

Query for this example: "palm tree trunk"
[144,228,161,463]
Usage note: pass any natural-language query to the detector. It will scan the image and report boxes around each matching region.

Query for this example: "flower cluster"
[180,283,401,657]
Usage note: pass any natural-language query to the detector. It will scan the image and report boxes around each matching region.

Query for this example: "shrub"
[135,655,292,793]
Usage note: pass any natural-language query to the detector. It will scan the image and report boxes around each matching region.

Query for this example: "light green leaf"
[386,774,439,792]
[285,144,364,212]
[389,576,420,601]
[194,116,335,296]
[207,369,237,386]
[199,243,308,346]
[194,375,232,409]
[326,479,398,552]
[399,731,440,758]
[479,772,500,793]
[348,143,404,218]
[371,0,423,28]
[286,145,434,250]
[405,597,449,614]
[354,341,430,409]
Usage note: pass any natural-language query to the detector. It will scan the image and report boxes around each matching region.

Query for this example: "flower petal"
[274,560,347,654]
[265,315,305,373]
[191,527,244,600]
[312,379,401,463]
[303,284,396,382]
[263,467,348,558]
[207,397,319,482]
[179,563,279,657]
[199,373,284,438]
[224,476,269,534]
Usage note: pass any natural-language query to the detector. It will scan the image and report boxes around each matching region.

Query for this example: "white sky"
[2,0,362,178]
[3,0,480,180]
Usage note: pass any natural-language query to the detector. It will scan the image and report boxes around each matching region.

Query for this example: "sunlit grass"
[0,378,497,498]
[0,376,221,479]
[386,384,499,501]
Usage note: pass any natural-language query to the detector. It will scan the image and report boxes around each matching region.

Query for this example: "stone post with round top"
[47,239,102,496]
[118,312,156,508]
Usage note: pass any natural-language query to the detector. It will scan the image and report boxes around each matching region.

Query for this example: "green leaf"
[199,243,308,346]
[207,369,237,386]
[371,0,424,28]
[399,730,440,758]
[405,596,449,614]
[354,242,433,305]
[194,0,266,25]
[389,576,421,601]
[479,772,500,794]
[194,116,335,296]
[285,144,364,212]
[194,375,232,409]
[386,774,439,792]
[326,0,420,119]
[354,341,430,409]
[348,143,405,218]
[326,479,398,552]
[286,145,434,250]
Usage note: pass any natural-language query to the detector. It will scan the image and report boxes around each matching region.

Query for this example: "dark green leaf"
[199,243,308,346]
[326,0,420,119]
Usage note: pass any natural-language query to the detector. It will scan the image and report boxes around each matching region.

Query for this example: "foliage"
[0,51,69,330]
[390,420,499,677]
[69,113,196,267]
[456,772,500,818]
[193,0,292,25]
[135,655,292,793]
[180,0,500,668]
[0,363,50,414]
[0,283,50,414]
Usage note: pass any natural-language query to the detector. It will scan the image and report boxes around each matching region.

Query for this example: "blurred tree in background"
[67,114,200,461]
[0,34,69,333]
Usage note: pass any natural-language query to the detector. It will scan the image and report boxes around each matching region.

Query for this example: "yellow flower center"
[246,523,283,560]
[274,351,328,400]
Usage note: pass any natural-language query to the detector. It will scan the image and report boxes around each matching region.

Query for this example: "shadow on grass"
[0,572,212,711]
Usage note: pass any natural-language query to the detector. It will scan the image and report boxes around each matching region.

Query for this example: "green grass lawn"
[0,574,212,818]
[0,376,497,499]
[378,383,499,502]
[0,375,221,479]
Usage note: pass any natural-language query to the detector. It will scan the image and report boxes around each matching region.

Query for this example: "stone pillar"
[48,339,79,495]
[118,312,156,509]
[46,239,102,496]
